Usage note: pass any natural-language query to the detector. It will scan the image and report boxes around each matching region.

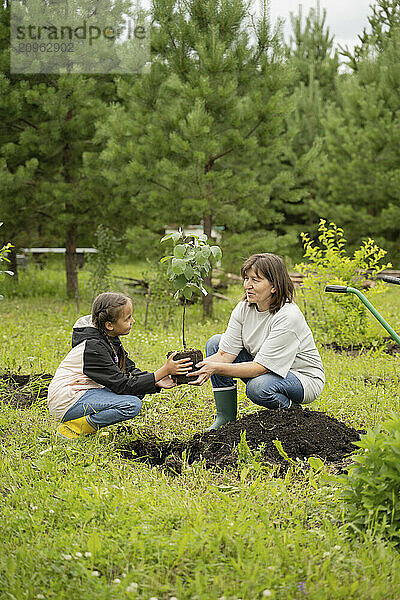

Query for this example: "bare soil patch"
[0,373,52,408]
[118,407,364,473]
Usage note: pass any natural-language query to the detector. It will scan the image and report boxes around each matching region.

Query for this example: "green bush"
[0,222,13,299]
[339,415,400,544]
[295,220,391,346]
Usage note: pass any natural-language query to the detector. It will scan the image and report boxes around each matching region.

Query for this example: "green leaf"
[184,263,195,280]
[173,274,187,290]
[308,456,325,471]
[160,233,174,243]
[160,255,173,263]
[210,246,222,261]
[195,253,209,266]
[183,286,193,300]
[172,258,186,275]
[173,245,186,259]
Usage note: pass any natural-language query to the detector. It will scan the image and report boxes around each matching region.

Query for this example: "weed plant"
[1,262,400,598]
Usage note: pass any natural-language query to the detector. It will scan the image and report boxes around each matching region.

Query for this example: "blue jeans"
[206,334,304,409]
[61,387,143,429]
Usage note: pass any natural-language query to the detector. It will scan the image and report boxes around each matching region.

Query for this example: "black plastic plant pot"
[166,349,204,385]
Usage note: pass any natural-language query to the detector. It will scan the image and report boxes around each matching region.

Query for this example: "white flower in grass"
[91,570,100,577]
[169,597,178,600]
[36,595,45,599]
[323,551,330,558]
[333,545,341,551]
[61,554,72,561]
[112,578,121,584]
[75,552,82,558]
[149,597,159,600]
[126,582,138,593]
[85,551,92,558]
[262,590,273,598]
[49,509,55,514]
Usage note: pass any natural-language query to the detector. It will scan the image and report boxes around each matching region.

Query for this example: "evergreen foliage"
[97,0,306,276]
[0,3,130,297]
[341,0,400,69]
[315,28,400,261]
[283,3,339,238]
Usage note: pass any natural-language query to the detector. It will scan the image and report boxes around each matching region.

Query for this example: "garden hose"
[325,285,400,346]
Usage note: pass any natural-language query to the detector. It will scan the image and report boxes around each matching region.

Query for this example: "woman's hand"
[155,375,176,389]
[165,352,193,376]
[187,361,216,386]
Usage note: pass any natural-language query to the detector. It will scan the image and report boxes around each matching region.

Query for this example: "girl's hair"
[92,292,132,372]
[240,253,294,314]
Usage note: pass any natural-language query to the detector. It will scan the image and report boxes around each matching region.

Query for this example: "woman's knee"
[245,378,265,403]
[246,377,290,409]
[206,334,222,357]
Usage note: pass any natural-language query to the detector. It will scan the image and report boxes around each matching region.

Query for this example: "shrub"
[339,415,400,544]
[295,220,391,346]
[0,222,14,300]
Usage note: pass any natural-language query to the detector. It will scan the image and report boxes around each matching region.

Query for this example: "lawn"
[1,261,400,599]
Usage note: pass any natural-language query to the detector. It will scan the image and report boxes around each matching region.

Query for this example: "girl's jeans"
[61,387,143,429]
[206,334,304,409]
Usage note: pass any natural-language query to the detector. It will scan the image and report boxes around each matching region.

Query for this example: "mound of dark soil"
[118,407,364,473]
[0,373,53,408]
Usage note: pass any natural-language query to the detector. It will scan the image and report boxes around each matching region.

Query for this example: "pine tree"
[282,2,339,237]
[0,2,126,297]
[341,0,400,69]
[315,29,400,261]
[98,0,299,315]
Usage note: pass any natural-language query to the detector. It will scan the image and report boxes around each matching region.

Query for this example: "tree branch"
[204,120,263,173]
[148,179,171,191]
[19,118,39,130]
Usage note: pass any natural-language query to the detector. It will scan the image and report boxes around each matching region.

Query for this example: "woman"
[188,253,325,430]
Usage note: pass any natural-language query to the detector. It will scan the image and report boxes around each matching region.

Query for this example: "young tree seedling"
[160,228,222,383]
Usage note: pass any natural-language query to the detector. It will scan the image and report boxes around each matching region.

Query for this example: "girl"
[188,253,325,430]
[48,292,192,439]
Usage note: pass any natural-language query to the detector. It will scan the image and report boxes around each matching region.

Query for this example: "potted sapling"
[160,228,222,384]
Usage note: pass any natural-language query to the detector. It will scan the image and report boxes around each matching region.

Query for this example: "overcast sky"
[270,0,372,53]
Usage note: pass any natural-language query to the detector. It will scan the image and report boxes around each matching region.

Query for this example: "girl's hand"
[187,361,215,385]
[156,376,176,389]
[165,352,193,376]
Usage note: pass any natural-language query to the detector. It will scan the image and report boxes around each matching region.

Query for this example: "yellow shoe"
[57,416,97,438]
[56,423,80,440]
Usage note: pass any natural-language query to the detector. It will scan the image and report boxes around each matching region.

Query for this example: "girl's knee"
[206,334,222,357]
[121,397,142,418]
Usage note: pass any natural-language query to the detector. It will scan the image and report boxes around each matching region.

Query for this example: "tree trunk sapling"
[161,229,222,384]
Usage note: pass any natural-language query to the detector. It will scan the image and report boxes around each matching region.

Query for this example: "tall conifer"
[98,0,300,314]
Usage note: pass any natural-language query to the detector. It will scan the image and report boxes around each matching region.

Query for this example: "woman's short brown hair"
[240,253,294,314]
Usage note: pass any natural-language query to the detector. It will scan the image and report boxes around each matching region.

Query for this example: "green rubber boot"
[206,388,237,431]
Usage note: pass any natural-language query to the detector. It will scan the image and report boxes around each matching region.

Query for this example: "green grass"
[1,263,400,599]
